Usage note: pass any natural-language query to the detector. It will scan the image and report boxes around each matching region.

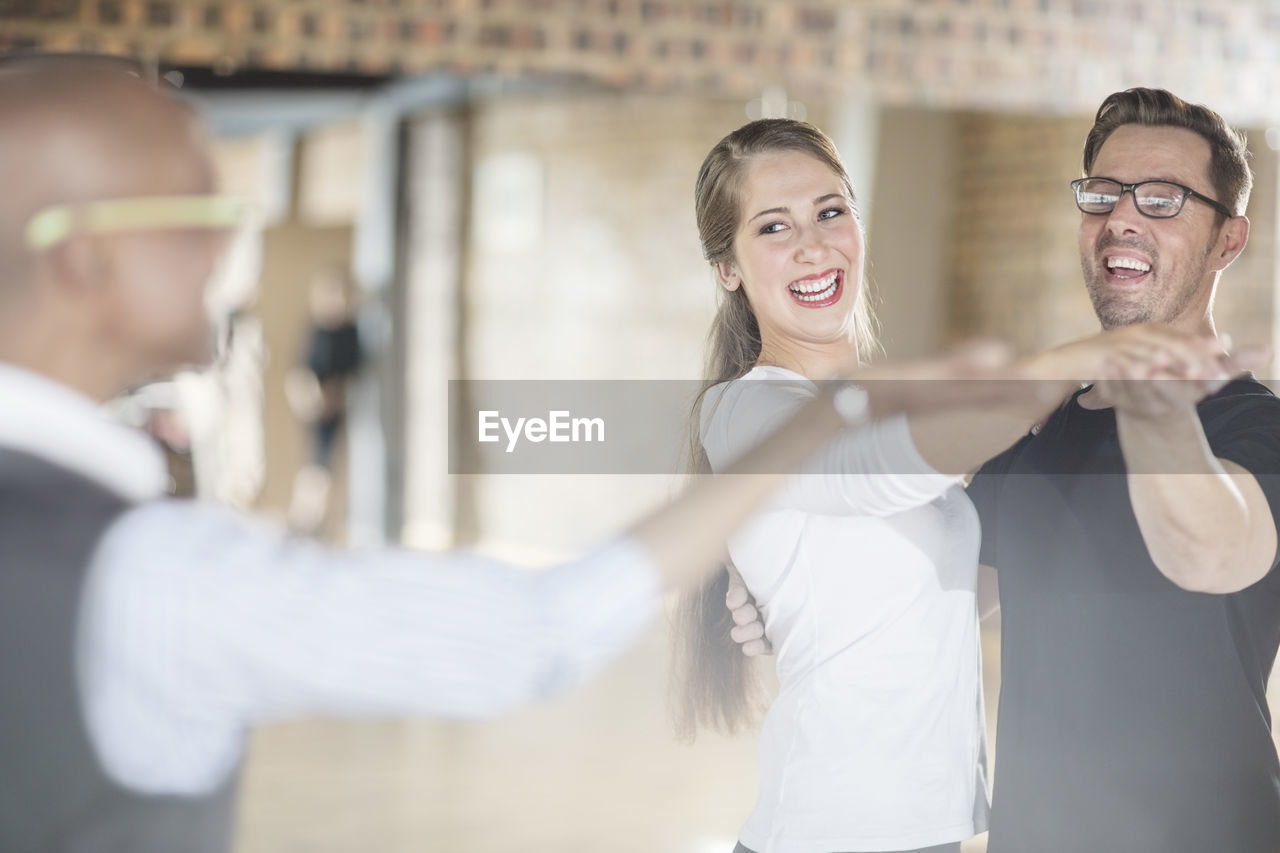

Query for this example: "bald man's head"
[0,59,214,290]
[0,58,228,398]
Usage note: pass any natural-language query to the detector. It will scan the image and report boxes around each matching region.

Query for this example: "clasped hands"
[726,324,1270,657]
[1032,323,1268,418]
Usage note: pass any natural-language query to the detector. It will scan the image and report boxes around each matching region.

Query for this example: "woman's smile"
[787,268,843,307]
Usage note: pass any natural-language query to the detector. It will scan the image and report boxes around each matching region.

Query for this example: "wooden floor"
[233,609,760,853]
[232,612,1279,853]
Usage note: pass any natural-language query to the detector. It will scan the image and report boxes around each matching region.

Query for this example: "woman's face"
[716,150,864,367]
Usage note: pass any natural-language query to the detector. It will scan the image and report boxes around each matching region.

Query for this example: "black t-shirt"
[969,377,1280,853]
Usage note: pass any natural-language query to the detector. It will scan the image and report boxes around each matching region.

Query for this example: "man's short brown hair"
[1082,87,1252,217]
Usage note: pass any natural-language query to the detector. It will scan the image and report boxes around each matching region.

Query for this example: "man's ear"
[1211,214,1250,273]
[713,260,742,292]
[41,234,111,298]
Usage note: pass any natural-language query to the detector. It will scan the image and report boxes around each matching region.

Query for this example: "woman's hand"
[725,565,772,657]
[1093,335,1269,419]
[1026,324,1233,384]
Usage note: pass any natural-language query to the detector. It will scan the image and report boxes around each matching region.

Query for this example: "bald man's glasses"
[24,196,251,250]
[0,51,173,88]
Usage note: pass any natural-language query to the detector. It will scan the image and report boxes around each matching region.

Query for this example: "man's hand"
[1093,332,1269,418]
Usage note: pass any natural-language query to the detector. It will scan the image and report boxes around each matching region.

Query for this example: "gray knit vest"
[0,449,239,853]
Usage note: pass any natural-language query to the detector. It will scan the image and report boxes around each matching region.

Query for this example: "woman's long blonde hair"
[670,118,878,741]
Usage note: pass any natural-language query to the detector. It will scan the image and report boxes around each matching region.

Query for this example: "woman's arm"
[703,379,962,517]
[698,332,1164,518]
[637,344,1042,588]
[909,324,1237,475]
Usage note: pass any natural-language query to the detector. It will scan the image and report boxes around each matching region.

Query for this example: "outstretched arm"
[908,324,1240,475]
[82,344,1040,794]
[634,344,1035,588]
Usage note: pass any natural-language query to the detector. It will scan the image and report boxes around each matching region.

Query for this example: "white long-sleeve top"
[702,366,989,853]
[0,363,659,796]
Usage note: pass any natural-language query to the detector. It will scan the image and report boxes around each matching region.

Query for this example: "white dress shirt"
[0,363,660,796]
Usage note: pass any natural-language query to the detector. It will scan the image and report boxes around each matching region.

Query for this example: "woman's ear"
[713,261,742,292]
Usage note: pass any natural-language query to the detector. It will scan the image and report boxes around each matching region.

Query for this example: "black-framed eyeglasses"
[1070,177,1233,219]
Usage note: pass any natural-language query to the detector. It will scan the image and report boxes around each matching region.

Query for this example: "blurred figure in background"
[285,264,362,534]
[0,56,1054,853]
[179,289,268,509]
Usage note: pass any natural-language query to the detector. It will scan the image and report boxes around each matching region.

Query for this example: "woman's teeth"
[789,272,839,302]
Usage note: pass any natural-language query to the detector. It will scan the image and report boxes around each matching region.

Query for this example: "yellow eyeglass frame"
[24,195,252,251]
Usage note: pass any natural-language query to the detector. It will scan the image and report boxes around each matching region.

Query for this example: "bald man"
[0,58,1104,853]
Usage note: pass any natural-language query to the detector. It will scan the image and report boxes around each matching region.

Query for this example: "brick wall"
[7,1,1280,122]
[1216,143,1278,355]
[462,92,776,383]
[949,110,1100,352]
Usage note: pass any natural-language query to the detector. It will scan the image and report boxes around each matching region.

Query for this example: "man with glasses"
[969,89,1280,851]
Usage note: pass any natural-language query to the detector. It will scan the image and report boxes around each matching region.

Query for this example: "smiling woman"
[672,119,989,853]
[710,148,865,376]
[694,121,877,376]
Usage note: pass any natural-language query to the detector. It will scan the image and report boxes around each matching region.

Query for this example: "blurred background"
[5,1,1280,850]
